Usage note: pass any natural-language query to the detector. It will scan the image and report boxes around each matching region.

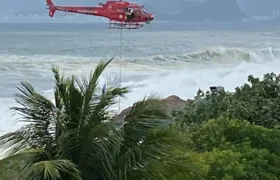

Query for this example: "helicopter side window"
[125,7,135,20]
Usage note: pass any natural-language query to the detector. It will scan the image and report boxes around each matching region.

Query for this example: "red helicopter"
[46,0,154,29]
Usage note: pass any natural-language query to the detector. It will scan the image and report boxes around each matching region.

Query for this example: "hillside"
[239,0,280,17]
[173,0,249,21]
[144,0,199,19]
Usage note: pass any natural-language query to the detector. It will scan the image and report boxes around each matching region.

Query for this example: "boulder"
[111,86,225,124]
[111,95,189,124]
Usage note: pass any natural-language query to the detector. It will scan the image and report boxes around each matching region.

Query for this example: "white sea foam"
[1,46,280,135]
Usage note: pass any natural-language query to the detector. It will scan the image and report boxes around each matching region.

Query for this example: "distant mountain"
[145,0,200,21]
[237,0,280,18]
[145,0,199,15]
[178,0,249,21]
[153,0,249,21]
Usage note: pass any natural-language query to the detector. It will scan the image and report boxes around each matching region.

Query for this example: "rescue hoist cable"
[118,28,123,113]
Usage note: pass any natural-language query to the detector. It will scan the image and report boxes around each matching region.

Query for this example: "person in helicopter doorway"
[125,7,135,20]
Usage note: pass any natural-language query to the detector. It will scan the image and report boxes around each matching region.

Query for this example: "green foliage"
[173,72,280,179]
[204,146,280,180]
[0,159,25,180]
[187,117,280,180]
[190,117,280,153]
[231,73,280,128]
[174,72,280,128]
[0,58,205,180]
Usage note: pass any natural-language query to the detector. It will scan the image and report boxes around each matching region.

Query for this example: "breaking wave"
[1,46,280,72]
[138,46,280,65]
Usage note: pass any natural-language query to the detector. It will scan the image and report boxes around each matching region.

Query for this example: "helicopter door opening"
[125,7,135,20]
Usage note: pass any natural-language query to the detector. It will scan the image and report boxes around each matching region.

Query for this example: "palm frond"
[12,81,56,125]
[23,159,82,180]
[75,58,113,96]
[50,59,126,179]
[52,66,66,110]
[117,126,205,180]
[141,150,205,180]
[117,96,170,180]
[52,66,83,132]
[124,94,169,122]
[141,126,192,162]
[121,95,170,150]
[57,122,121,179]
[74,59,114,130]
[0,148,45,166]
[7,82,57,151]
[73,122,122,179]
[89,75,130,125]
[0,129,30,156]
[78,58,113,102]
[0,148,50,180]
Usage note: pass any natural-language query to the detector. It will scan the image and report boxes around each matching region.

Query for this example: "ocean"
[1,21,280,133]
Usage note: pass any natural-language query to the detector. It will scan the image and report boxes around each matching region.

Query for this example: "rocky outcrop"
[111,86,225,124]
[111,95,190,125]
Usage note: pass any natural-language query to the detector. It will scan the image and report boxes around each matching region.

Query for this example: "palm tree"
[0,58,205,180]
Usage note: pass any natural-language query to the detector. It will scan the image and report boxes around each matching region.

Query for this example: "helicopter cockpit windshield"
[141,7,149,15]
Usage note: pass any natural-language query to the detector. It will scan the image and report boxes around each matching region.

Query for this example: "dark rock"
[111,95,189,124]
[111,86,226,124]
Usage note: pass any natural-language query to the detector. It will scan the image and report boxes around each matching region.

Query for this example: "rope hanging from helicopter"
[118,28,123,113]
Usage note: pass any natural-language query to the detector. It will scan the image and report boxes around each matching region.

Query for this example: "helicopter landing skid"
[108,22,144,29]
